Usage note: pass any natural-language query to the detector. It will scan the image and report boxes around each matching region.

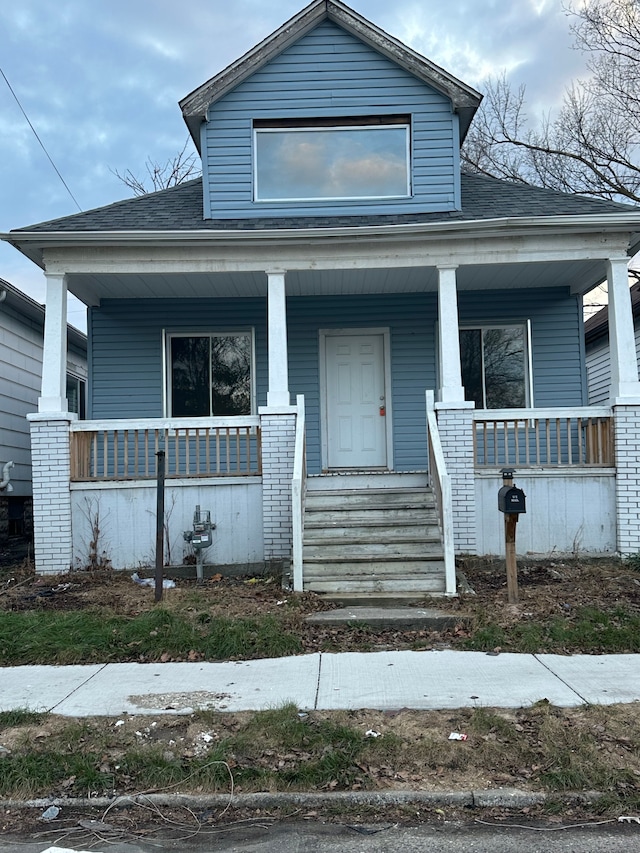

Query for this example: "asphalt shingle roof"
[13,171,638,235]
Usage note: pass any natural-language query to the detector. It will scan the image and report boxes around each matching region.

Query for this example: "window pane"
[66,375,86,418]
[483,327,526,408]
[171,337,210,417]
[211,335,252,415]
[255,126,409,201]
[460,329,484,408]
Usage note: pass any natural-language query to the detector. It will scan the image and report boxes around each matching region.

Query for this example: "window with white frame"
[460,324,529,409]
[66,374,86,419]
[253,115,411,202]
[167,332,254,417]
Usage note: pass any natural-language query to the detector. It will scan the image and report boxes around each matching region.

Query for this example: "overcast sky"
[0,0,592,330]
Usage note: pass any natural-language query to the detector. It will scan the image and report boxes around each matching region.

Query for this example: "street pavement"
[1,649,639,716]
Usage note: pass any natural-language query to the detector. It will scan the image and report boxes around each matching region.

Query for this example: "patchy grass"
[1,702,640,813]
[0,608,302,665]
[466,607,640,654]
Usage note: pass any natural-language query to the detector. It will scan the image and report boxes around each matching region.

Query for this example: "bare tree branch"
[111,139,201,197]
[463,0,640,205]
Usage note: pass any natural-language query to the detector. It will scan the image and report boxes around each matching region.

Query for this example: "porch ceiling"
[67,258,606,305]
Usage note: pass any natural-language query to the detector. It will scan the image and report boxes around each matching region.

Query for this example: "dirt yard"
[1,551,640,657]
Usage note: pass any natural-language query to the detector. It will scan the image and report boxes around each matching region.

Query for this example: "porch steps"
[302,477,446,596]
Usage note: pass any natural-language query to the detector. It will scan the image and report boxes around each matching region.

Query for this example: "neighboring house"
[585,277,640,405]
[3,0,640,590]
[0,278,86,541]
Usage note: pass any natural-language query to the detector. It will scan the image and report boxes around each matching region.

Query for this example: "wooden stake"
[505,513,519,604]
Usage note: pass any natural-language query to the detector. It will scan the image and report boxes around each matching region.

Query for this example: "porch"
[58,397,623,595]
[16,213,640,582]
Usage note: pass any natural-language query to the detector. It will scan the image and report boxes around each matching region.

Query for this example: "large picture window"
[460,325,529,409]
[167,332,254,417]
[254,116,411,202]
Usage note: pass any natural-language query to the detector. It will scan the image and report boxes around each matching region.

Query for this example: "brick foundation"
[435,403,477,554]
[260,409,297,559]
[27,415,73,575]
[614,404,640,555]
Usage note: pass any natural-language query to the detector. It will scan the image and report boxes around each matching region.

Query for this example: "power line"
[0,65,82,212]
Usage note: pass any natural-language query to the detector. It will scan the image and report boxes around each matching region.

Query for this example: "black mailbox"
[498,485,526,514]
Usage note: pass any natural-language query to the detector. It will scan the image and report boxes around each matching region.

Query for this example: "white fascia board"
[5,213,640,246]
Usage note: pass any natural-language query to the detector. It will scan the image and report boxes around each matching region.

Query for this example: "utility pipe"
[0,461,14,492]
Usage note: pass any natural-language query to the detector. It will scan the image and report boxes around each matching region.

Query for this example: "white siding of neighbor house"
[70,480,264,571]
[475,471,616,556]
[0,304,86,497]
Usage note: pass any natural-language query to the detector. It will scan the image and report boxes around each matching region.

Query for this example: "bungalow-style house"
[3,0,640,591]
[0,278,86,542]
[586,275,640,405]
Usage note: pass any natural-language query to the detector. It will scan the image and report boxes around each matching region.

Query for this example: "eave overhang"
[5,212,640,262]
[179,0,482,149]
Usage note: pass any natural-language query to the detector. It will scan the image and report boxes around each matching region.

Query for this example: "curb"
[0,788,603,812]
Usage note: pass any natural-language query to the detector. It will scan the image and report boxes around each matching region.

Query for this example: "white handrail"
[291,394,306,592]
[426,391,456,596]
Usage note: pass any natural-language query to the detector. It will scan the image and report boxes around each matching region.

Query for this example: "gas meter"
[183,505,215,582]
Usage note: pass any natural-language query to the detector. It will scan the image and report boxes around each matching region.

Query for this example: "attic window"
[253,116,411,202]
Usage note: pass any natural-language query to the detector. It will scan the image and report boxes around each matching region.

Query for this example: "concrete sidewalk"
[1,650,639,716]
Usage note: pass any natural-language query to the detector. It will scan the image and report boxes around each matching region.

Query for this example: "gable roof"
[179,0,483,147]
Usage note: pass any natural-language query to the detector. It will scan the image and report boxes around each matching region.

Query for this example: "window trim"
[66,372,86,419]
[253,117,412,203]
[164,329,256,418]
[459,321,533,410]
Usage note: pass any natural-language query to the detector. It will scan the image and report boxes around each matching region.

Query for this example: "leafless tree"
[112,139,201,196]
[462,0,640,205]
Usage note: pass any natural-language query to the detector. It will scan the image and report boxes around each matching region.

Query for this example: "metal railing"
[70,417,261,481]
[473,407,613,468]
[291,395,307,592]
[425,391,456,596]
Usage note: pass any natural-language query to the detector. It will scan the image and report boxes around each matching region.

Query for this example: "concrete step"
[305,606,464,629]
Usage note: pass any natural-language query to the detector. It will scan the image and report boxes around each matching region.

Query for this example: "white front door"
[324,332,388,469]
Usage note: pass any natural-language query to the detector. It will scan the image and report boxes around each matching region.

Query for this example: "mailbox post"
[498,468,526,604]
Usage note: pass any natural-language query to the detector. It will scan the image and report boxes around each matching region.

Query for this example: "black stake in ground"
[155,449,166,603]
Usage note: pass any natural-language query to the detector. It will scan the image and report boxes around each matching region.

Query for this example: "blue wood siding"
[204,19,460,219]
[89,299,269,419]
[457,288,586,408]
[88,287,585,472]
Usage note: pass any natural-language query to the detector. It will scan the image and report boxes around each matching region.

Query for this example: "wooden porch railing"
[473,407,613,468]
[70,417,261,481]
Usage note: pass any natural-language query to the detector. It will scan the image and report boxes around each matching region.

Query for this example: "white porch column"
[39,272,69,413]
[607,256,640,403]
[266,269,290,407]
[437,266,466,404]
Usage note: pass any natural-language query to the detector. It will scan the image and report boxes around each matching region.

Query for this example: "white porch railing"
[472,407,613,468]
[425,391,456,596]
[70,417,262,481]
[291,395,307,592]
